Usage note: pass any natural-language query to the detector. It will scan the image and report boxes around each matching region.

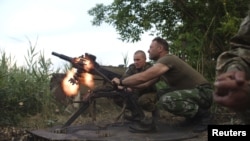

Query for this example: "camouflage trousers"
[113,92,158,112]
[138,92,158,112]
[156,84,213,118]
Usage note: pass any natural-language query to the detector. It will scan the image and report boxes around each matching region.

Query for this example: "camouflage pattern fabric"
[216,47,250,77]
[156,85,213,118]
[138,92,158,112]
[113,92,157,113]
[124,62,153,76]
[121,62,158,112]
[123,62,157,96]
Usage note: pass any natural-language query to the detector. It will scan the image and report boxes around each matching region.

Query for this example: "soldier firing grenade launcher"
[51,52,97,85]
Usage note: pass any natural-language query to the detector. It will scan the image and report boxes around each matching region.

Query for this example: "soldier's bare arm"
[112,63,169,87]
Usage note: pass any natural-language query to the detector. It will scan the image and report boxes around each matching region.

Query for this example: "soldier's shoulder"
[145,62,153,68]
[124,64,136,73]
[128,64,136,69]
[146,62,153,66]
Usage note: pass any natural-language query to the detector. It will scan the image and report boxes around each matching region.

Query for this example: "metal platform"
[28,121,199,141]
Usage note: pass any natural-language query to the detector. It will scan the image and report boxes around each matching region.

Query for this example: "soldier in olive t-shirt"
[112,37,213,133]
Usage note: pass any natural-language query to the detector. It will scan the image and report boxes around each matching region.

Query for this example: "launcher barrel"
[52,52,73,62]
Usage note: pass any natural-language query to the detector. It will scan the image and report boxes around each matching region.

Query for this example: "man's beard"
[149,56,158,61]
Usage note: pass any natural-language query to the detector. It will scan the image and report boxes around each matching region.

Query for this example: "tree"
[88,0,249,80]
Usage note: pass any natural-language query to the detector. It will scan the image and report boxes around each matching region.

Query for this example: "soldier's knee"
[158,94,171,104]
[138,97,150,106]
[138,97,156,112]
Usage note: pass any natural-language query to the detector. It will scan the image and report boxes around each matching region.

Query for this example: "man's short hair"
[134,50,146,59]
[152,37,169,51]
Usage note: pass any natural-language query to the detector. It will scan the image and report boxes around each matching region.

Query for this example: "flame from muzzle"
[61,69,95,97]
[61,68,80,97]
[77,56,95,89]
[78,72,95,90]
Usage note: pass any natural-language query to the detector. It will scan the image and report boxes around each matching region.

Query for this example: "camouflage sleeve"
[143,62,153,70]
[122,64,135,79]
[216,48,250,79]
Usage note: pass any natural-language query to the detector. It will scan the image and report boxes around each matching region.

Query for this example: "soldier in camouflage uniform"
[112,37,213,133]
[114,50,158,122]
[213,10,250,124]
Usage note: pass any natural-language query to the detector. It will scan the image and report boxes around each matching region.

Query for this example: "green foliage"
[0,40,57,126]
[88,0,250,80]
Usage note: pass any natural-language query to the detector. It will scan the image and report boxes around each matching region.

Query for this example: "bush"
[0,42,58,126]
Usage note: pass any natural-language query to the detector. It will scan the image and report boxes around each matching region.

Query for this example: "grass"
[0,41,59,127]
[0,40,128,129]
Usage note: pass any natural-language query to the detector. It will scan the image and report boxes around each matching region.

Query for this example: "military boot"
[124,110,145,122]
[192,108,214,133]
[128,116,157,133]
[128,108,159,133]
[124,105,145,122]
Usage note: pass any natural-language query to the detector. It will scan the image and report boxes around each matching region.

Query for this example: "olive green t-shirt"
[157,54,208,89]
